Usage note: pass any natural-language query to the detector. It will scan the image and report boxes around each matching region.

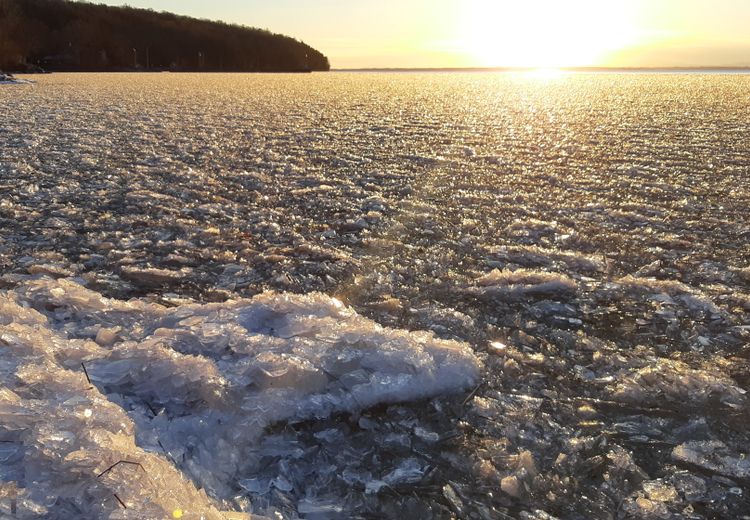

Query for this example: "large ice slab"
[0,277,481,517]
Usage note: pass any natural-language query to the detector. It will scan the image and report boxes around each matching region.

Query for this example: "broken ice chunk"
[473,268,577,300]
[297,499,344,518]
[672,441,750,479]
[383,457,426,486]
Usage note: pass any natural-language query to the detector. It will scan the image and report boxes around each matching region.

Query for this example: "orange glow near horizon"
[459,0,641,68]
[95,0,750,68]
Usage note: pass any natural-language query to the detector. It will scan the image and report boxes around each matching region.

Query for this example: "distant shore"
[9,68,316,74]
[10,67,750,77]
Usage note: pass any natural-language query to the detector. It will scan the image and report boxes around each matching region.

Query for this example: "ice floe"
[0,277,480,517]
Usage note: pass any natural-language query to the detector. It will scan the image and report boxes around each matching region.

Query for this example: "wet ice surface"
[1,72,750,518]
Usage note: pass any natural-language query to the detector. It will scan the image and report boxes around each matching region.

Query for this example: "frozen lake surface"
[1,72,749,518]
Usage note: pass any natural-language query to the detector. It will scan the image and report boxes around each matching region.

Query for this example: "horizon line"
[333,66,750,72]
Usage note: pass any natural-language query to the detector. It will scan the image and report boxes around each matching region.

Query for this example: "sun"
[459,0,638,68]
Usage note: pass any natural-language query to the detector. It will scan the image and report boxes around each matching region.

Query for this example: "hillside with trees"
[0,0,330,72]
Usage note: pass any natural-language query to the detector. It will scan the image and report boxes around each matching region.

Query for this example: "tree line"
[0,0,330,72]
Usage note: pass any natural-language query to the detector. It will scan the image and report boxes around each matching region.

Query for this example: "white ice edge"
[0,277,481,517]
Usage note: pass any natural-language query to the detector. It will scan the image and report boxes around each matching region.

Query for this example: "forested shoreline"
[0,0,330,72]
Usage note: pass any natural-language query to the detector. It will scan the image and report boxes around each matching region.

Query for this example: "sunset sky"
[97,0,750,69]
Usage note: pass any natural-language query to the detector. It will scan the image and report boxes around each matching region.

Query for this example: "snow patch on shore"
[0,73,32,85]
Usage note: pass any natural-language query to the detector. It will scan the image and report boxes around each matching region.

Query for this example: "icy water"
[1,72,750,519]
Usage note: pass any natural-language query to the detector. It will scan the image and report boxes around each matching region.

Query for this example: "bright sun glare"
[461,0,637,68]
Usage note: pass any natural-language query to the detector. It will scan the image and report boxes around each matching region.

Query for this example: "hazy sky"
[95,0,750,68]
